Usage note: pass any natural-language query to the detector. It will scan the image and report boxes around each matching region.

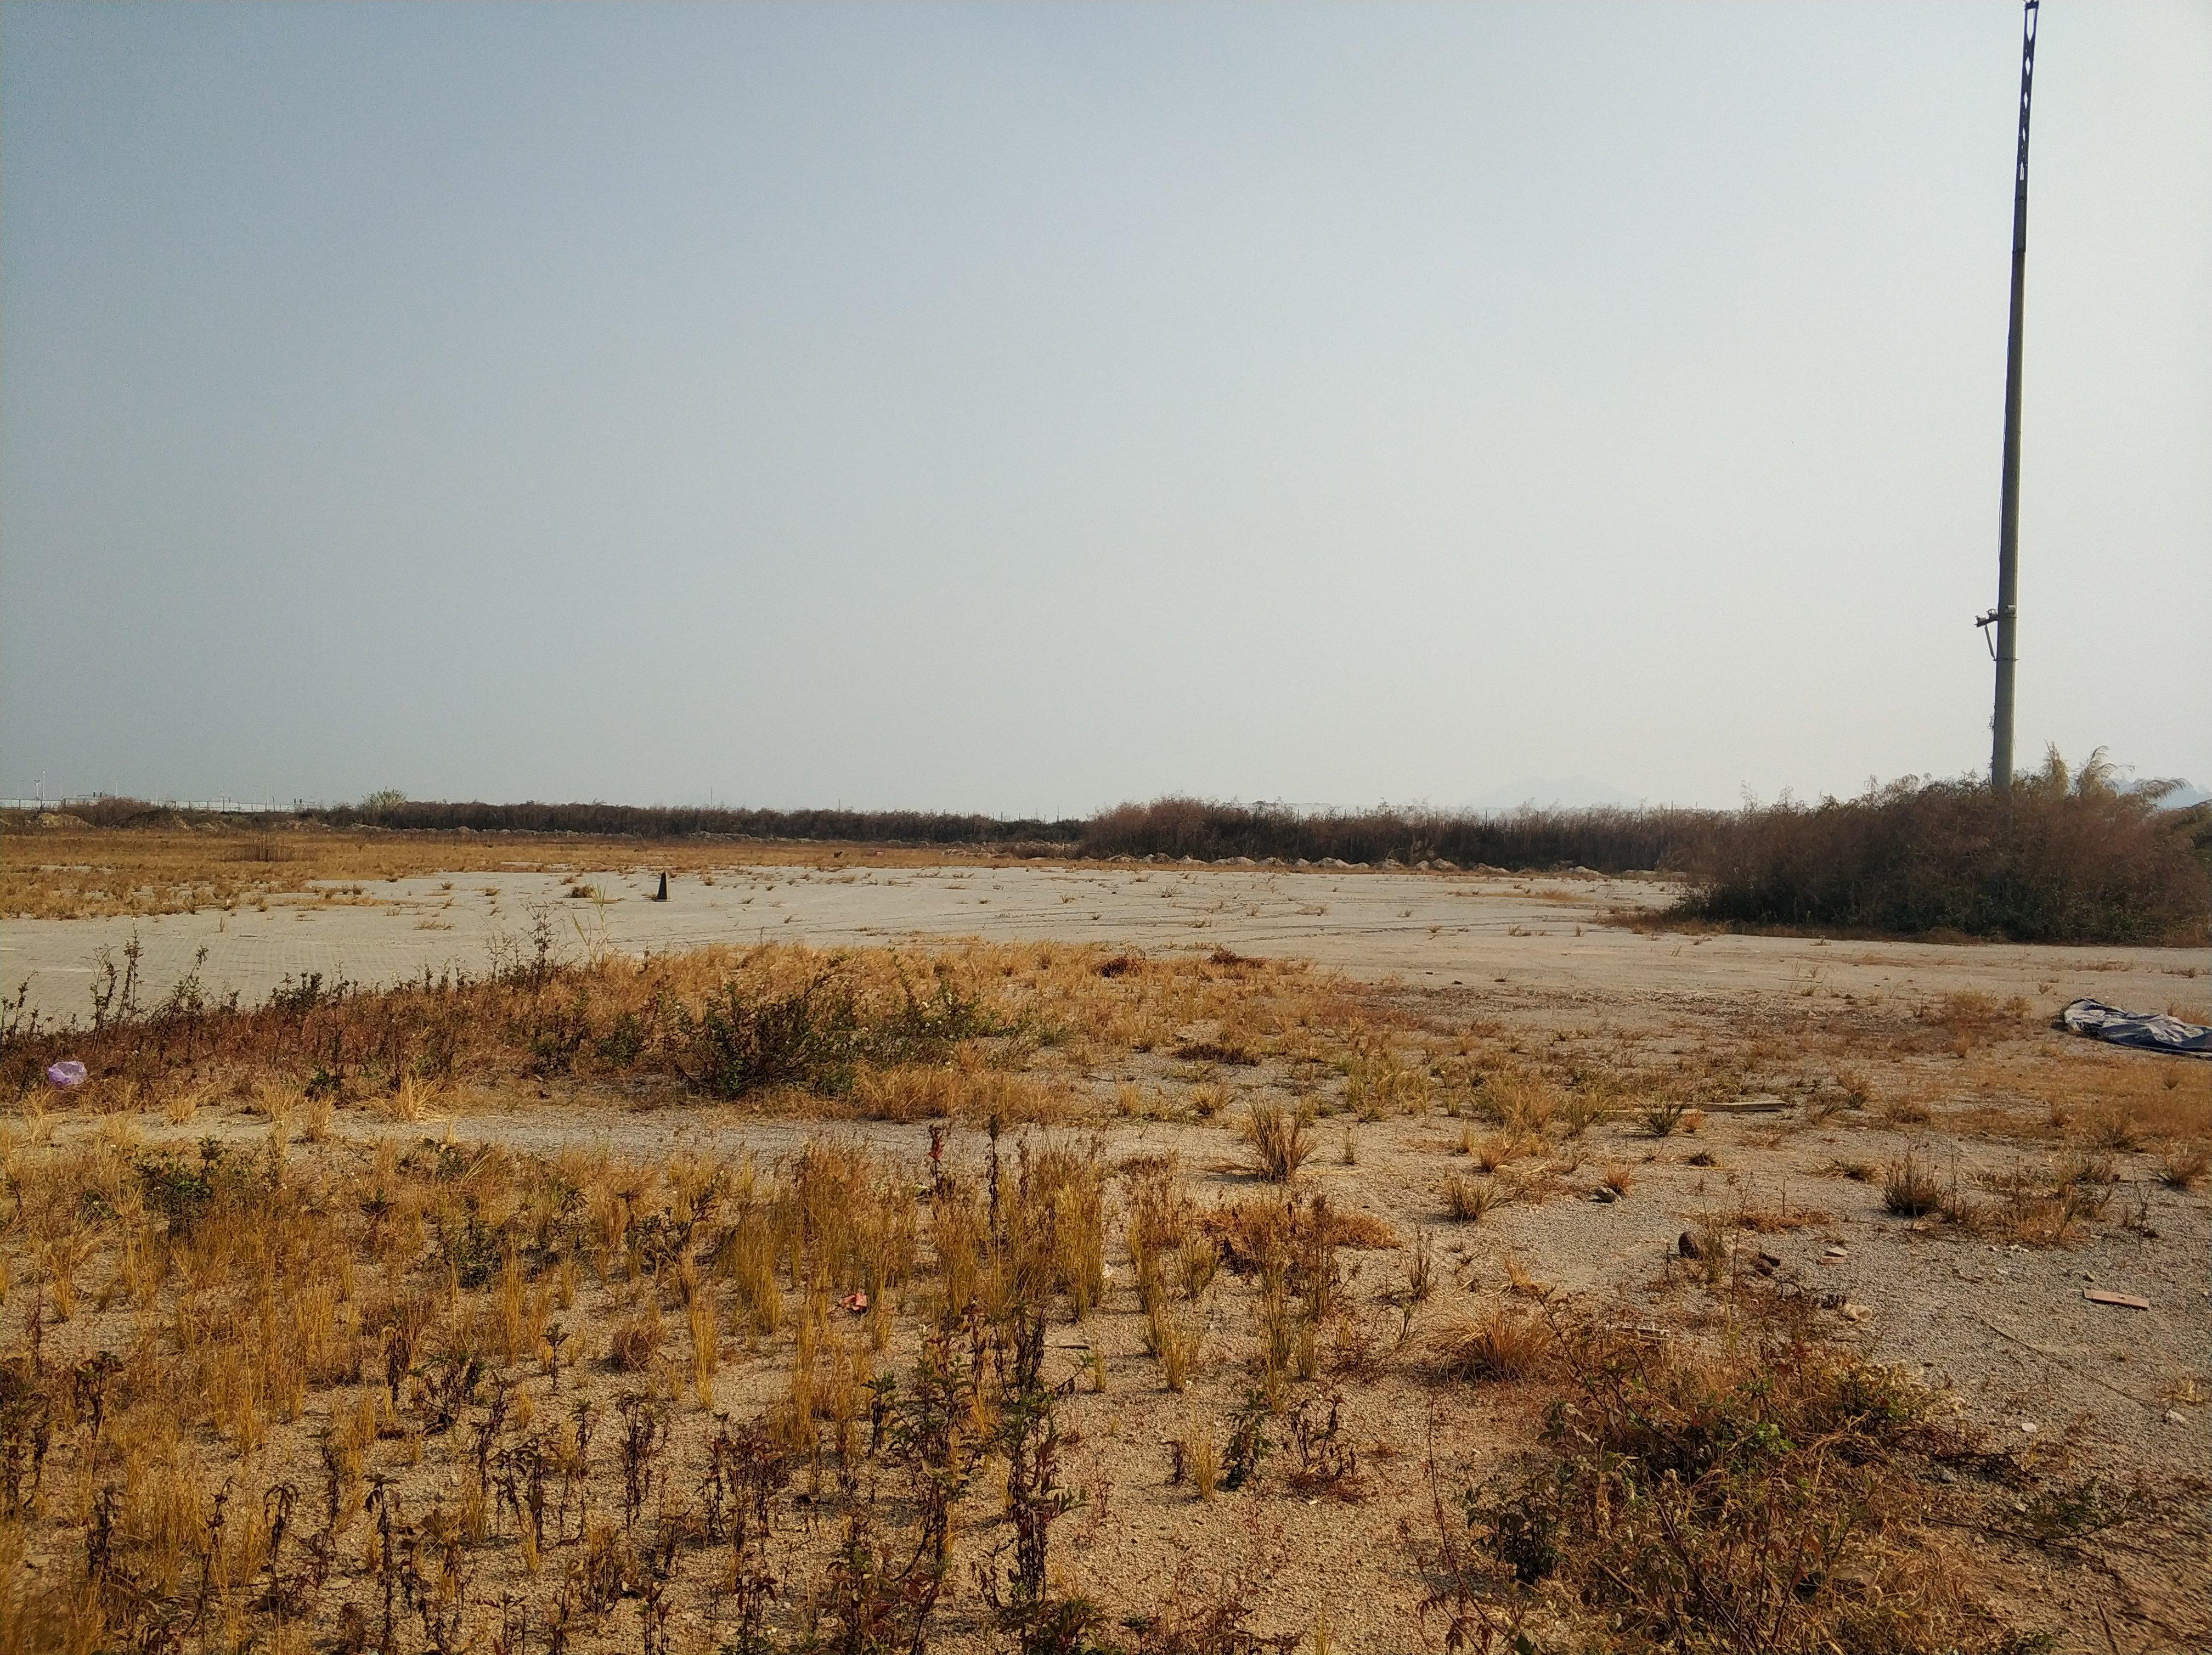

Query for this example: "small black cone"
[654,871,669,902]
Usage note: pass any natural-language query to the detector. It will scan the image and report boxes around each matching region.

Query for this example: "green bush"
[668,972,864,1099]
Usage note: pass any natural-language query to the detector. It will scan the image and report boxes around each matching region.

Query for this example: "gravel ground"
[9,862,2206,1650]
[48,1049,2206,1649]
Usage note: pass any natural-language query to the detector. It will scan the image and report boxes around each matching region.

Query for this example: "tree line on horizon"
[15,753,2207,945]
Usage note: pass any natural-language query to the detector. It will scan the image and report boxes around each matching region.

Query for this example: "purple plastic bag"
[47,1061,87,1088]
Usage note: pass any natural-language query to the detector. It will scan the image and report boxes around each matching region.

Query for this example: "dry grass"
[1723,1195,1830,1234]
[0,926,2198,1652]
[1470,1132,1532,1174]
[1419,1297,2034,1655]
[0,937,1388,1130]
[2,824,1042,921]
[1442,1174,1502,1224]
[2157,1144,2210,1190]
[1182,1430,1221,1500]
[1880,1142,2123,1247]
[1197,1195,1396,1273]
[1971,1154,2118,1246]
[1426,1305,1553,1382]
[854,1061,1066,1124]
[1344,1043,1431,1119]
[1240,1101,1314,1183]
[1638,1097,1691,1137]
[1944,1037,2211,1157]
[1882,1147,1953,1220]
[0,1118,1149,1653]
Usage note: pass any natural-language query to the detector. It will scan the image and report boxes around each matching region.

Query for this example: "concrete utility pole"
[1983,0,2039,791]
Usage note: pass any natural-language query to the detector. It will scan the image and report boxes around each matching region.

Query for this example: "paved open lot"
[4,860,2203,1028]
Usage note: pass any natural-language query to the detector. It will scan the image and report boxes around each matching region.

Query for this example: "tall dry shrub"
[1675,752,2208,944]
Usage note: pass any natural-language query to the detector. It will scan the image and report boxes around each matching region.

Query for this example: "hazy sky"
[4,2,2207,816]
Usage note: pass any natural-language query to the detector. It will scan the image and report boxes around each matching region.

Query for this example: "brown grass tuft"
[1443,1175,1502,1223]
[1240,1100,1314,1183]
[1429,1305,1553,1382]
[1882,1149,1946,1218]
[1198,1196,1395,1273]
[2158,1144,2210,1191]
[606,1307,662,1371]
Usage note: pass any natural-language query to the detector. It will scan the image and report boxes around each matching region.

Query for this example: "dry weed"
[2157,1144,2210,1190]
[1419,1303,2018,1654]
[1241,1101,1314,1183]
[1427,1305,1553,1383]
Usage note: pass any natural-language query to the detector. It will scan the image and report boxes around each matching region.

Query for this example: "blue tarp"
[2059,998,2212,1059]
